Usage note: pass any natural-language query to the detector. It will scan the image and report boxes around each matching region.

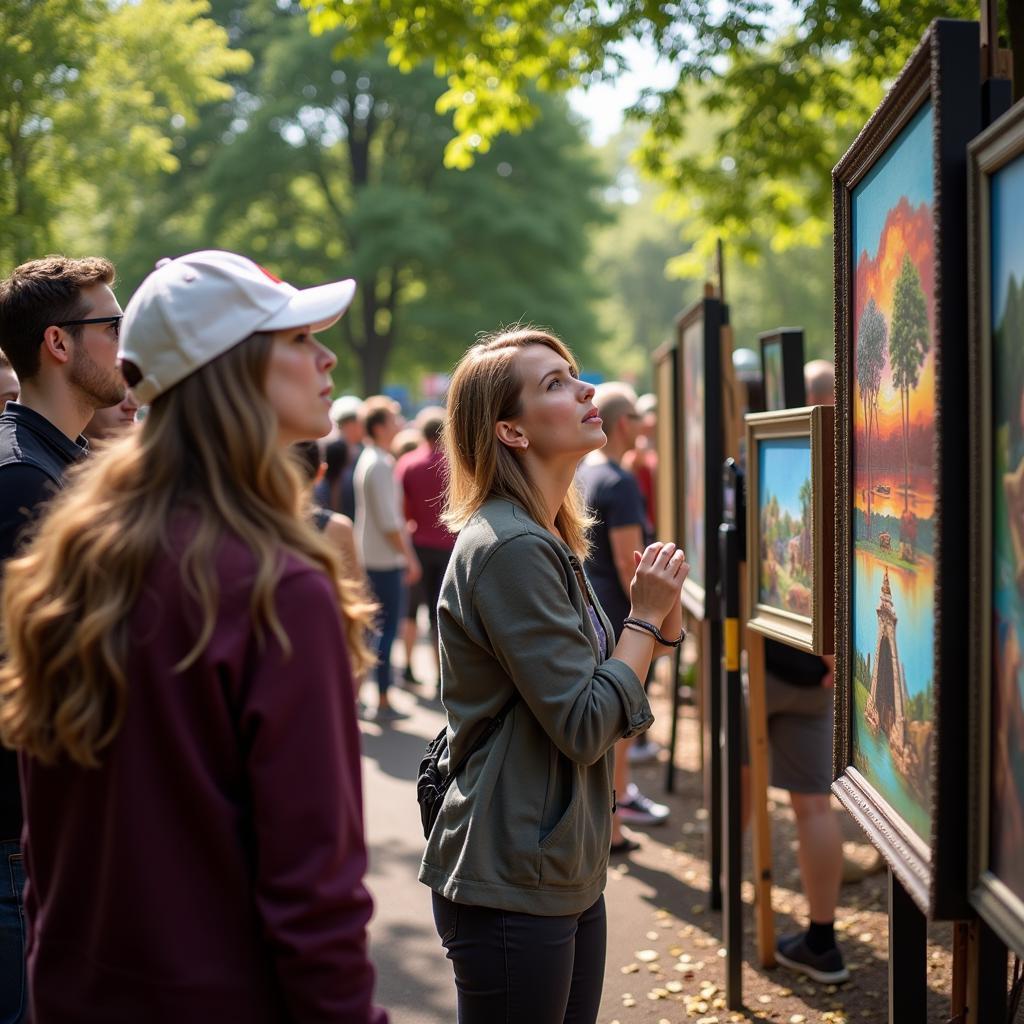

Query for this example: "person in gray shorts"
[741,640,848,985]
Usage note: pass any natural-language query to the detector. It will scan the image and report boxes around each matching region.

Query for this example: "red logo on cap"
[257,264,283,284]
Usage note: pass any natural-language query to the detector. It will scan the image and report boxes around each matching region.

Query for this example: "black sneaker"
[775,932,849,984]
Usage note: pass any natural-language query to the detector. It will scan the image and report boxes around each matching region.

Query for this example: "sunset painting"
[849,101,935,841]
[988,149,1024,905]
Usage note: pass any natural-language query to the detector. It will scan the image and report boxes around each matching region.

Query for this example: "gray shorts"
[740,671,834,794]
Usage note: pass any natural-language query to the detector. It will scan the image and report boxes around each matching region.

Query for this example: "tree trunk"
[902,387,910,513]
[360,340,388,396]
[864,392,872,540]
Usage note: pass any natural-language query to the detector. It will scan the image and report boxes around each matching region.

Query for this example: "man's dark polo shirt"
[0,402,88,838]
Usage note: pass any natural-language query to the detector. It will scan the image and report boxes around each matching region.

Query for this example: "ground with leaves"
[359,640,955,1023]
[597,698,954,1024]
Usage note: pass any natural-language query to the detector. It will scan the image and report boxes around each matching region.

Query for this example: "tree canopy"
[118,2,610,395]
[0,0,250,267]
[301,0,986,259]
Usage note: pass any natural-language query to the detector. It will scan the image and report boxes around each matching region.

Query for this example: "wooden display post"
[965,918,1007,1022]
[745,629,775,967]
[889,871,928,1024]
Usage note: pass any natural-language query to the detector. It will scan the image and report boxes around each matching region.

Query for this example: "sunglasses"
[54,315,123,338]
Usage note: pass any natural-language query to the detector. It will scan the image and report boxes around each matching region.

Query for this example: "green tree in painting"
[889,254,930,513]
[996,274,1024,455]
[857,297,888,538]
[799,475,812,572]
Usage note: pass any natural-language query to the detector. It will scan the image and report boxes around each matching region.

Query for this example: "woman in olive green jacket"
[421,327,687,1023]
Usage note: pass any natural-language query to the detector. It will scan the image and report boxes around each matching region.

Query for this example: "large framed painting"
[968,100,1024,955]
[652,341,679,545]
[832,19,979,919]
[677,296,725,621]
[759,329,806,411]
[745,407,835,654]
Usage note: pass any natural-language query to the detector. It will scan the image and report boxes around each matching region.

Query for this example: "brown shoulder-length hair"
[0,332,376,768]
[442,326,593,558]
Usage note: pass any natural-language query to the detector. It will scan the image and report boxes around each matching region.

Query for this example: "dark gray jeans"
[431,892,606,1024]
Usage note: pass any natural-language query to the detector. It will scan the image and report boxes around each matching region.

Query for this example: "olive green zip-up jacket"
[419,498,654,916]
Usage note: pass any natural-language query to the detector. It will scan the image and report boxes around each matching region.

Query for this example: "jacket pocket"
[538,761,612,887]
[539,772,580,851]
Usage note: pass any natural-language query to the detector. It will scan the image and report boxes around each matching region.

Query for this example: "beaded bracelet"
[622,617,686,648]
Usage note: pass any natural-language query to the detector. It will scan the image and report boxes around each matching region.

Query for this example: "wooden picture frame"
[676,296,725,621]
[759,329,807,411]
[832,19,979,920]
[968,99,1024,955]
[745,407,835,655]
[653,341,680,545]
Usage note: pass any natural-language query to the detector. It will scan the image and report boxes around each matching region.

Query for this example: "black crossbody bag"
[416,694,518,840]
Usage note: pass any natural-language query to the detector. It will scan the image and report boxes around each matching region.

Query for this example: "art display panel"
[968,100,1024,956]
[759,329,806,412]
[652,342,679,546]
[832,19,979,920]
[676,297,724,621]
[745,407,835,654]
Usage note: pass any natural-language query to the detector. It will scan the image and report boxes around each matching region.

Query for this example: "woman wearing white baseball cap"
[0,252,388,1022]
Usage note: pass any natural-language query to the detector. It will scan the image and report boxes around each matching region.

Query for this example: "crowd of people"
[0,249,856,1022]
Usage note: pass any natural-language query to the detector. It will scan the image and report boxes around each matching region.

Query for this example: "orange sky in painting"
[853,197,935,442]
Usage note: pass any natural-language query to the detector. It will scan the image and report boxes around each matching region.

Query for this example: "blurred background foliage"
[2,0,1013,395]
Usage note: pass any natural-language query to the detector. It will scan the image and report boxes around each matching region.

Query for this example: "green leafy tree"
[857,297,888,537]
[300,0,988,257]
[996,274,1024,456]
[799,475,812,571]
[889,254,930,513]
[126,8,608,394]
[0,0,250,268]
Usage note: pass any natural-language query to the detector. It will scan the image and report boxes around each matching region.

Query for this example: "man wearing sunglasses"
[0,253,124,1023]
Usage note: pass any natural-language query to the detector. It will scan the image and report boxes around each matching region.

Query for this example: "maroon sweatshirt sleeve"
[240,568,387,1024]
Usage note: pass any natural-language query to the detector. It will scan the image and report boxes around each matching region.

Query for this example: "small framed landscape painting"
[653,341,679,545]
[832,19,980,920]
[968,100,1024,956]
[745,407,835,655]
[676,296,725,621]
[759,329,806,411]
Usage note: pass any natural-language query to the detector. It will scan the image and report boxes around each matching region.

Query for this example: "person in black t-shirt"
[0,254,126,1023]
[579,384,671,854]
[741,360,850,986]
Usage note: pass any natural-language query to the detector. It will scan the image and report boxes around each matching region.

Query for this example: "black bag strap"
[439,693,519,796]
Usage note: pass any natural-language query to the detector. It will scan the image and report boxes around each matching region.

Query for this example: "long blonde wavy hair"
[0,332,376,768]
[442,327,593,558]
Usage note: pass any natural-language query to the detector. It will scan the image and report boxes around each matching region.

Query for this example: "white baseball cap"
[119,250,356,404]
[330,394,363,424]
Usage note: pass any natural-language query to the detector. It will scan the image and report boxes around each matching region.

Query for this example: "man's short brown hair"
[361,395,399,440]
[0,255,116,381]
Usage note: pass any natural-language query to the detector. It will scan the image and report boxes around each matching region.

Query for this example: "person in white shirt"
[354,396,421,721]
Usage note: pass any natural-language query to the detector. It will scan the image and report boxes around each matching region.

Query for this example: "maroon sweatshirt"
[20,527,387,1023]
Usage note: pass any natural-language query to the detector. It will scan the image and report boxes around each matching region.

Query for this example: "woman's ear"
[495,420,528,451]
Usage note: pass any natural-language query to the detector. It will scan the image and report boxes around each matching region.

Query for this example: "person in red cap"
[0,251,388,1023]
